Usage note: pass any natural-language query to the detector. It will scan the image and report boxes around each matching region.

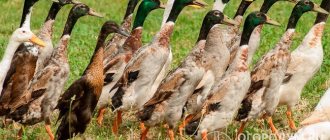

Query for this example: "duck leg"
[235,121,247,140]
[167,127,175,140]
[45,118,55,140]
[201,130,208,140]
[97,107,106,126]
[178,114,194,136]
[266,117,282,140]
[17,126,23,139]
[140,122,149,140]
[112,110,122,135]
[286,107,297,131]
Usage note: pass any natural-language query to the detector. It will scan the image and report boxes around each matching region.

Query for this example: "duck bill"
[88,9,104,18]
[223,15,240,26]
[188,0,208,9]
[30,35,46,47]
[117,27,130,37]
[265,16,281,26]
[159,3,166,9]
[313,4,329,14]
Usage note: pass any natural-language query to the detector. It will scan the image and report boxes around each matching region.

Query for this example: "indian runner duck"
[185,12,280,140]
[278,0,330,130]
[138,10,238,140]
[236,1,328,139]
[110,0,208,136]
[5,4,103,140]
[56,21,129,140]
[96,0,165,126]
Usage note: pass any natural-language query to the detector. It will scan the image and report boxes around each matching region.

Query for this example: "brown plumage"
[56,21,129,140]
[0,1,74,116]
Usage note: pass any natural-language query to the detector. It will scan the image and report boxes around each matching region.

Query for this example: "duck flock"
[0,0,329,139]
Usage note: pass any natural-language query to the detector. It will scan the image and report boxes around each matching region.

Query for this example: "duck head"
[197,10,239,41]
[166,0,208,23]
[101,21,130,37]
[286,0,329,30]
[62,4,103,36]
[240,11,280,46]
[260,0,297,13]
[11,28,46,47]
[133,0,166,29]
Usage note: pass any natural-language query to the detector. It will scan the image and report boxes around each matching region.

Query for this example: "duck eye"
[22,30,26,33]
[256,13,261,17]
[304,1,308,5]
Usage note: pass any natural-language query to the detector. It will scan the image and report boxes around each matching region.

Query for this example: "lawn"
[0,0,329,139]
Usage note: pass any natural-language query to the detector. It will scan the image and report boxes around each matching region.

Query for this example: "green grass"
[0,0,329,139]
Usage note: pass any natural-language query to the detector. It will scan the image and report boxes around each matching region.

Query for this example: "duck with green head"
[109,0,208,137]
[236,1,328,139]
[138,10,238,140]
[96,0,165,126]
[103,0,140,63]
[6,4,103,140]
[278,0,330,131]
[185,12,280,140]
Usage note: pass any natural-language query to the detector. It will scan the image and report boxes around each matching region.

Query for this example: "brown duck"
[55,21,129,140]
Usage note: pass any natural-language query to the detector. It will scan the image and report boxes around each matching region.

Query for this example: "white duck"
[0,29,45,95]
[278,0,330,130]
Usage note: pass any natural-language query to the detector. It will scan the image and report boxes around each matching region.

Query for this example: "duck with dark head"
[56,21,129,140]
[278,0,330,131]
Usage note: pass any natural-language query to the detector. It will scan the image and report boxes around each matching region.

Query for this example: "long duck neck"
[234,1,253,18]
[157,1,188,46]
[20,0,38,28]
[39,2,64,39]
[315,0,330,24]
[53,12,80,60]
[122,0,140,29]
[83,30,109,75]
[124,0,140,20]
[239,21,257,46]
[196,15,217,43]
[260,0,277,13]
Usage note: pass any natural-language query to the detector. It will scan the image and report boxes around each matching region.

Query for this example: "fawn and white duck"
[236,1,328,139]
[96,0,165,125]
[278,0,330,130]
